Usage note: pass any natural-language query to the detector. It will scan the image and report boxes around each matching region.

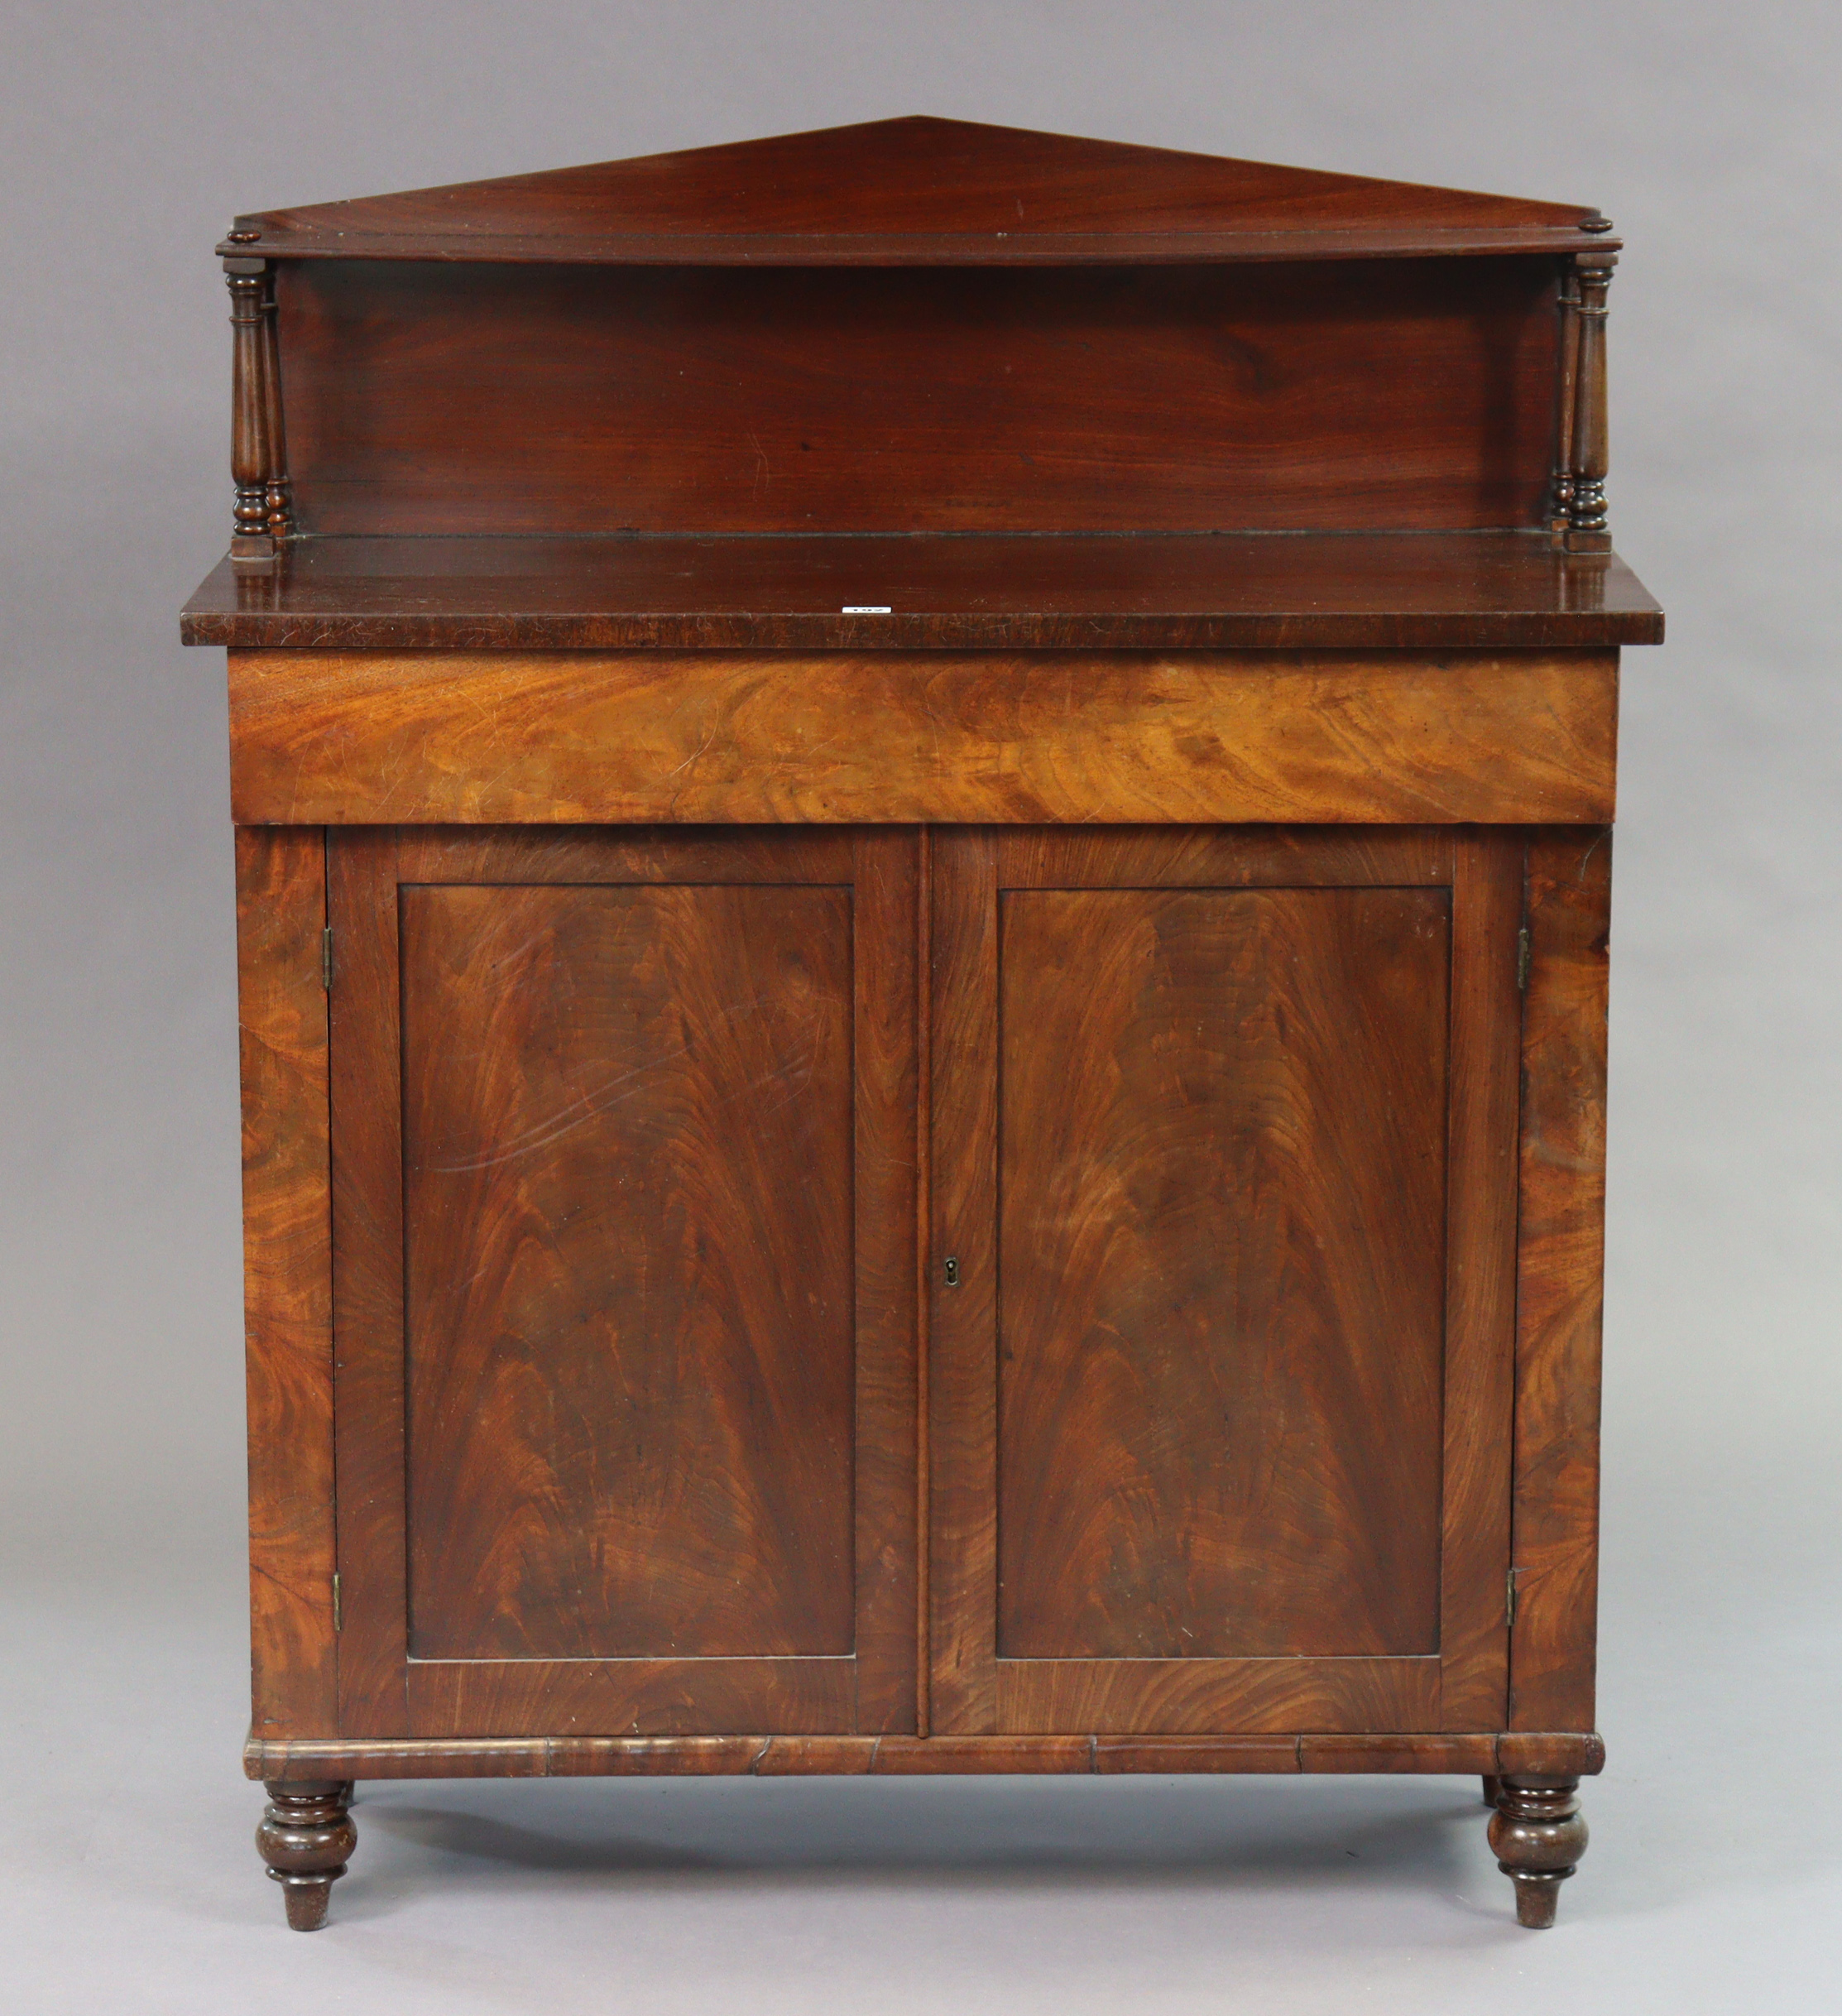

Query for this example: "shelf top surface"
[220,117,1612,266]
[183,533,1662,652]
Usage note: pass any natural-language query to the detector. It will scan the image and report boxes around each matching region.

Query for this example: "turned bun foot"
[257,1780,356,1931]
[1488,1775,1586,1927]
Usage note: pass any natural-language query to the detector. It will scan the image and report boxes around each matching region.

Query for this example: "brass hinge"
[1516,926,1532,991]
[1506,1567,1518,1629]
[333,1572,343,1632]
[320,926,334,991]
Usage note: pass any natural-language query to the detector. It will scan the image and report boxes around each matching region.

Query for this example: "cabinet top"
[182,532,1662,651]
[218,115,1612,266]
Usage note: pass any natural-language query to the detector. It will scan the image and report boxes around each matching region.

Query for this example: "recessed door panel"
[996,884,1449,1662]
[401,881,855,1662]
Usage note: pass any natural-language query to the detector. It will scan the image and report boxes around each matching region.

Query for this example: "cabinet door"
[329,827,917,1738]
[929,828,1522,1735]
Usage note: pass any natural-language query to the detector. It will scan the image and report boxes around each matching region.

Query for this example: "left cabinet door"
[326,826,919,1739]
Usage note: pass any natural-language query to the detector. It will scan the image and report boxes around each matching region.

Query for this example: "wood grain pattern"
[237,827,335,1738]
[405,1658,857,1739]
[228,648,1619,828]
[391,823,917,1729]
[273,256,1561,538]
[327,828,410,1735]
[1437,833,1525,1728]
[996,1658,1441,1736]
[997,825,1454,890]
[244,1729,1605,1779]
[928,828,1001,1734]
[330,825,917,1738]
[914,828,933,1738]
[851,828,923,1734]
[394,824,855,888]
[995,884,1451,1660]
[931,827,1518,1736]
[401,880,856,1661]
[1510,829,1612,1730]
[183,535,1664,655]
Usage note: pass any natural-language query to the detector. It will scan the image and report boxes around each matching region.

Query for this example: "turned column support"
[1563,230,1617,553]
[225,247,291,564]
[1489,1774,1587,1927]
[257,1779,356,1931]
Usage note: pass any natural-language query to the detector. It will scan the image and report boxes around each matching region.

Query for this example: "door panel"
[401,881,856,1662]
[996,884,1450,1662]
[931,826,1520,1735]
[331,826,918,1738]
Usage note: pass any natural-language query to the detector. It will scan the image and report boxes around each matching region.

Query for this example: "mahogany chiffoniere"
[182,117,1659,1933]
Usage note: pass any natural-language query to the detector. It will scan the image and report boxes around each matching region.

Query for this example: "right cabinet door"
[929,827,1523,1735]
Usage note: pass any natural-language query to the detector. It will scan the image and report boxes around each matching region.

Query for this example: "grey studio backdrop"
[2,4,1837,2011]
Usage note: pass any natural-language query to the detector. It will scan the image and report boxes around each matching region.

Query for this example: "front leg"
[257,1780,357,1930]
[1488,1775,1586,1927]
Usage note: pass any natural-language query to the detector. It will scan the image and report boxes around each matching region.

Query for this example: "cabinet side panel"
[1510,828,1611,1729]
[237,826,335,1737]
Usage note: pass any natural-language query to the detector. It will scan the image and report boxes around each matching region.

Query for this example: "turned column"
[1564,237,1617,553]
[225,243,291,563]
[226,258,270,562]
[1489,1775,1587,1927]
[257,1780,357,1931]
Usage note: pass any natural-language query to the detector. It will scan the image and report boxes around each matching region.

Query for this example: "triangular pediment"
[226,116,1604,263]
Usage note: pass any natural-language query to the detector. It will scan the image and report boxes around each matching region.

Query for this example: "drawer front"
[228,647,1617,828]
